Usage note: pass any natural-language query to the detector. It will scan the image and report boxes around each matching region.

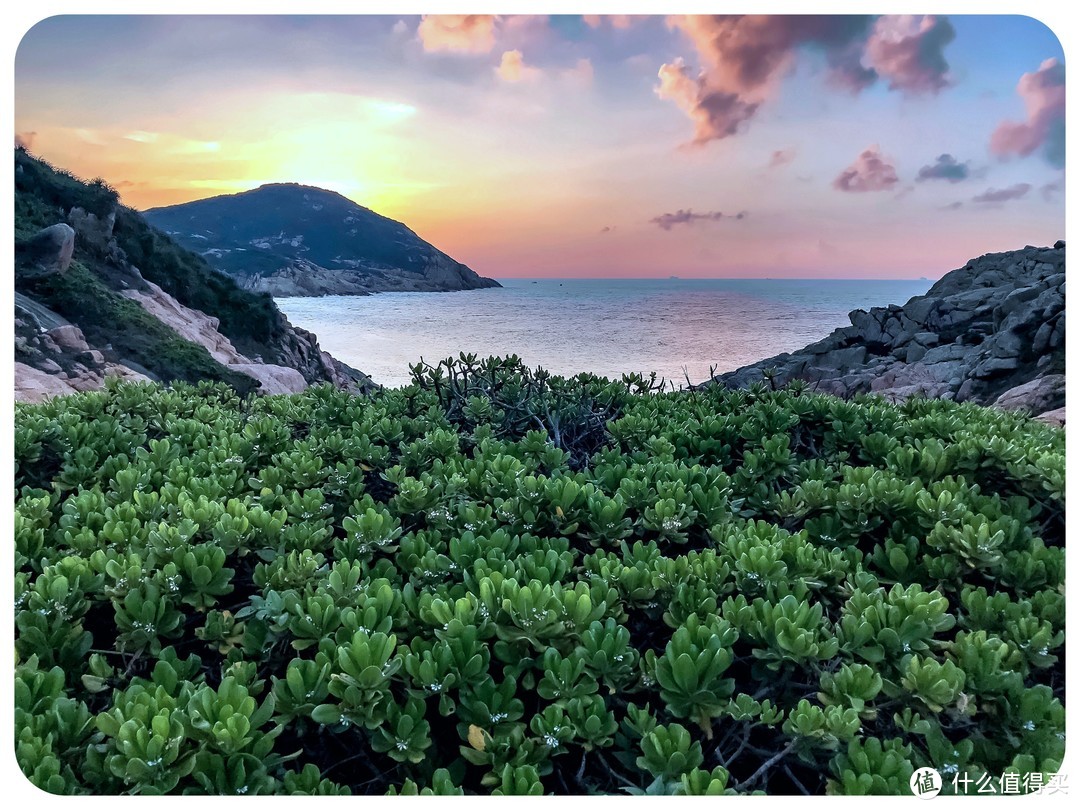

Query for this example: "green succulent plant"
[12,363,1064,795]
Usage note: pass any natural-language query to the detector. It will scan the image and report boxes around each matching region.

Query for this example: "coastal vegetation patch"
[14,356,1064,795]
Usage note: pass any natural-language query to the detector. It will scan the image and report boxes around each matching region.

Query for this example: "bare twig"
[784,763,811,796]
[736,740,798,790]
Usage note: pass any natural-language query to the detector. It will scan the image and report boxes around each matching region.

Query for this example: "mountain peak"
[144,184,500,297]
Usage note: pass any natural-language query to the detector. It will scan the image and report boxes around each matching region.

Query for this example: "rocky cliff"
[143,183,501,297]
[711,242,1065,423]
[14,149,372,402]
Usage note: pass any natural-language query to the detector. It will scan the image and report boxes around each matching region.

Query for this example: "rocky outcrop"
[711,242,1065,421]
[16,223,75,280]
[143,183,501,297]
[15,150,375,403]
[118,279,316,394]
[15,270,322,402]
[14,305,153,404]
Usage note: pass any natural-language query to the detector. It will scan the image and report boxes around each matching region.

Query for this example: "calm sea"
[276,278,933,388]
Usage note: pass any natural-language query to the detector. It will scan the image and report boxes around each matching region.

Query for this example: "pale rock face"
[119,280,316,394]
[993,375,1066,415]
[230,364,309,395]
[121,281,248,365]
[15,360,153,403]
[17,273,319,402]
[15,362,82,403]
[1035,407,1065,427]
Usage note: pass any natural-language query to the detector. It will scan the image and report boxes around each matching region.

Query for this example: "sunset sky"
[14,14,1066,279]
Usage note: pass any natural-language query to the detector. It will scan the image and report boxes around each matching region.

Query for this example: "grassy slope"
[14,149,318,390]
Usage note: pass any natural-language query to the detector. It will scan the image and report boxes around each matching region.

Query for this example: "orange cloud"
[418,15,497,54]
[655,58,758,145]
[496,50,541,82]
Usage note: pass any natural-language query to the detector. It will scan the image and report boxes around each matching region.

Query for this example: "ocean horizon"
[277,277,934,388]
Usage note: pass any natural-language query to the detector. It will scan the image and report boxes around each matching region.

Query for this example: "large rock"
[68,206,117,246]
[17,223,75,279]
[15,362,81,402]
[231,364,309,395]
[993,375,1066,416]
[1035,407,1065,427]
[47,324,90,353]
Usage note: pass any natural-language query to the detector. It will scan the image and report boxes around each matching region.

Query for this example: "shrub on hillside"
[13,359,1065,795]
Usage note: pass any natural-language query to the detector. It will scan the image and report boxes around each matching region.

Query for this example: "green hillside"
[15,149,359,393]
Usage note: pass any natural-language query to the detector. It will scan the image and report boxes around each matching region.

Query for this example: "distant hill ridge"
[144,184,501,296]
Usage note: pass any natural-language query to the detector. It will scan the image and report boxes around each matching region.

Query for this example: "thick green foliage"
[13,359,1065,794]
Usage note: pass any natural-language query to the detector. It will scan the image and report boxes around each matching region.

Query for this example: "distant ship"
[669,275,680,280]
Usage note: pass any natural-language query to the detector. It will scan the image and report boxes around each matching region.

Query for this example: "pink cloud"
[651,209,748,230]
[418,15,497,54]
[972,183,1032,204]
[658,15,877,144]
[655,58,759,144]
[833,146,899,192]
[990,58,1065,168]
[15,131,36,150]
[864,15,955,94]
[768,148,796,168]
[656,15,957,144]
